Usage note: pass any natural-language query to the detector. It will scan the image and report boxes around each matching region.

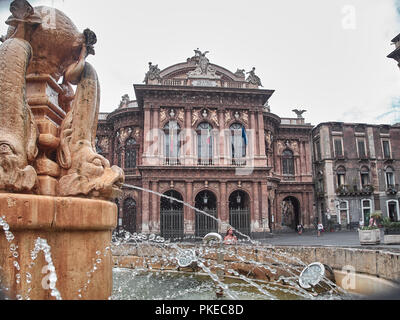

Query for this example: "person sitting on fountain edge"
[224,228,238,245]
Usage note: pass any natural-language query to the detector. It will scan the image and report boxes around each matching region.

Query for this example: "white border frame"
[386,200,400,221]
[338,200,349,225]
[361,199,372,223]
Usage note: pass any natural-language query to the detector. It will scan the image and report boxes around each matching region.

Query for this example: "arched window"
[385,166,395,187]
[360,166,370,187]
[230,123,247,162]
[387,200,399,222]
[337,166,346,187]
[197,122,213,165]
[116,139,122,168]
[282,149,295,175]
[125,138,137,169]
[164,121,181,165]
[123,198,137,234]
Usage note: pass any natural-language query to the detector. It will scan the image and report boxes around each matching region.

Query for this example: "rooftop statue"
[292,109,307,119]
[188,49,220,79]
[0,0,124,200]
[144,62,162,84]
[246,67,263,87]
[119,94,130,108]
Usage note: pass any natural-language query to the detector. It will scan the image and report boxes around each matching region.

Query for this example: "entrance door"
[195,190,218,238]
[229,191,250,237]
[160,190,184,240]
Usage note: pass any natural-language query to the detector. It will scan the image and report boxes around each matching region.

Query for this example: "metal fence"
[160,209,184,241]
[195,209,218,238]
[229,209,250,237]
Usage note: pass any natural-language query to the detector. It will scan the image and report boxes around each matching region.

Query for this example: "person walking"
[297,224,303,235]
[317,222,324,237]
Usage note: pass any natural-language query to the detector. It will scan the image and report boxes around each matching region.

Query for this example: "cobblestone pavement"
[259,230,400,252]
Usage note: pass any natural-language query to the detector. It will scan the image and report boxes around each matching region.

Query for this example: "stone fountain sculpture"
[0,0,124,300]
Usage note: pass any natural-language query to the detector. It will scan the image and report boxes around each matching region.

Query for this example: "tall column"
[249,111,256,165]
[219,181,228,233]
[299,141,304,181]
[261,182,270,232]
[184,107,194,166]
[218,110,226,165]
[257,111,266,165]
[185,181,194,234]
[142,105,152,165]
[305,141,312,176]
[151,181,159,233]
[152,107,160,165]
[252,182,260,233]
[141,180,150,233]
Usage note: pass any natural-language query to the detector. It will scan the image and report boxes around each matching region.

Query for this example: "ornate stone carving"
[192,109,201,126]
[246,67,263,87]
[57,63,124,199]
[177,109,185,124]
[118,127,132,145]
[0,38,38,193]
[265,130,273,150]
[0,0,125,199]
[119,94,130,108]
[134,128,141,139]
[242,111,249,125]
[234,69,245,79]
[99,137,109,151]
[292,109,307,119]
[225,111,232,126]
[210,110,219,127]
[144,62,161,84]
[160,108,167,124]
[188,49,221,79]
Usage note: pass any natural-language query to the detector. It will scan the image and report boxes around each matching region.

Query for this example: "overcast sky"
[1,0,400,126]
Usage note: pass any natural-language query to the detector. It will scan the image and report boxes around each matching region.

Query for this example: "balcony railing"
[197,159,214,166]
[336,184,375,196]
[163,158,181,166]
[231,159,247,167]
[386,184,399,195]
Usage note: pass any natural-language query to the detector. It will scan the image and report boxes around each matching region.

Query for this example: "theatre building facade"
[96,51,315,239]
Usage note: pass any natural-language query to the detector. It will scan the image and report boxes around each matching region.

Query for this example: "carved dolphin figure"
[0,38,38,192]
[57,62,124,200]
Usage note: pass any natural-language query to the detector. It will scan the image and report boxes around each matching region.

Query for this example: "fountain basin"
[112,242,400,298]
[0,193,116,300]
[111,268,346,300]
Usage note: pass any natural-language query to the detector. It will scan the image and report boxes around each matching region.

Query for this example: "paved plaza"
[260,230,400,252]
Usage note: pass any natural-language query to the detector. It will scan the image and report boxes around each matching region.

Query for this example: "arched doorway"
[281,197,301,231]
[160,190,184,240]
[123,198,137,234]
[229,190,250,237]
[195,190,218,238]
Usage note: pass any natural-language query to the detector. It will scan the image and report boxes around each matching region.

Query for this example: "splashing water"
[29,238,62,300]
[122,183,256,243]
[107,184,351,300]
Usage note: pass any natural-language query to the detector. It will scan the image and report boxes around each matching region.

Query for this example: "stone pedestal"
[26,74,65,196]
[0,194,116,300]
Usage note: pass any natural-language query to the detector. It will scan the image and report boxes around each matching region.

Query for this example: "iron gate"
[160,209,184,241]
[195,209,218,238]
[123,198,136,234]
[229,209,250,237]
